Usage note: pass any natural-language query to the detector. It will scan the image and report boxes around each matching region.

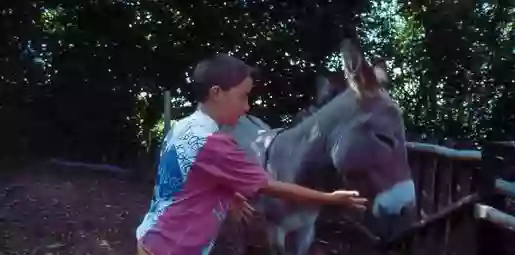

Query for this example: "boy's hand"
[261,180,369,208]
[328,190,368,210]
[228,193,255,223]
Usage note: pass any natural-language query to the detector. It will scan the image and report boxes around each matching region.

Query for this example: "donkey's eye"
[375,133,395,148]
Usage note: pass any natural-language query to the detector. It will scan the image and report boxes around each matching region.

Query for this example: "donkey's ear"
[340,39,363,76]
[341,38,372,94]
[315,76,331,104]
[372,58,390,87]
[341,39,386,93]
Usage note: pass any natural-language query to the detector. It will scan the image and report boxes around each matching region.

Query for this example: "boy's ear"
[208,85,222,101]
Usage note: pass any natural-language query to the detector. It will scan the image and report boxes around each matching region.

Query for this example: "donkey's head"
[303,38,415,239]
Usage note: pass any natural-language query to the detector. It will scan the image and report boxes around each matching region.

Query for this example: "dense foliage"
[1,0,513,166]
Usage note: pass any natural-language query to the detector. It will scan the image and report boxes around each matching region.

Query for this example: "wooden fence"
[383,141,515,255]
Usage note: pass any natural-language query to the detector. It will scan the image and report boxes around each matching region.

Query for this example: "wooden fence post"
[478,142,515,255]
[164,90,171,136]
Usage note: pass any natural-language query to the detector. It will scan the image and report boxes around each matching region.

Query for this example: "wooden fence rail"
[387,141,515,255]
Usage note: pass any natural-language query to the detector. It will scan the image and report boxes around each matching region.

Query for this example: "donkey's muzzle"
[372,179,416,218]
[364,203,417,243]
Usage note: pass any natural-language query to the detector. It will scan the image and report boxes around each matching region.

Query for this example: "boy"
[136,53,367,255]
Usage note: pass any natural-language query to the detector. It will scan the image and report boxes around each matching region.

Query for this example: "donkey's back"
[221,115,275,165]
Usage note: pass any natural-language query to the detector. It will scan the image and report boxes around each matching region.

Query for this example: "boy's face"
[209,76,253,126]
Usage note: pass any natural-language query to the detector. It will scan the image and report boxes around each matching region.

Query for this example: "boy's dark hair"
[192,53,254,102]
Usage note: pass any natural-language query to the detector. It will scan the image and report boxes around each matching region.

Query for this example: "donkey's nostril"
[375,133,395,148]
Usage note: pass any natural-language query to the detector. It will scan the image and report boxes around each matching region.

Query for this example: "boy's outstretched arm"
[260,180,367,209]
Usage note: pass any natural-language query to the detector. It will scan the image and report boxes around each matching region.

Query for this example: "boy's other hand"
[229,192,255,223]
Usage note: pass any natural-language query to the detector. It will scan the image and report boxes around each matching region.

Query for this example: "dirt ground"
[0,162,382,255]
[0,163,150,255]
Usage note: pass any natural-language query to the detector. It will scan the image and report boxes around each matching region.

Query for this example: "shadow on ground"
[0,163,381,255]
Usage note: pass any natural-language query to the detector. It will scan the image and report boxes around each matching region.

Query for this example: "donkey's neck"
[268,118,333,189]
[270,90,362,189]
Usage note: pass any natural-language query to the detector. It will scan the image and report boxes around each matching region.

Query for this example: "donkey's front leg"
[293,211,319,255]
[267,225,287,255]
[294,223,316,255]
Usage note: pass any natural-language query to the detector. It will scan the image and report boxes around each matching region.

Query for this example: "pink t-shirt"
[136,110,269,255]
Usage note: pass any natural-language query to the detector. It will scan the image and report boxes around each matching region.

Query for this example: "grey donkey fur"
[219,38,416,255]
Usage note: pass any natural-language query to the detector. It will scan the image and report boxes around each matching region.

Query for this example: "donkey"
[220,38,416,255]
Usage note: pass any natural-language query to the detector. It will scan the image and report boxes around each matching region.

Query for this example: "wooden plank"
[410,226,427,255]
[408,152,424,255]
[408,151,423,220]
[474,204,515,231]
[437,158,454,210]
[406,142,481,161]
[435,158,453,254]
[452,161,474,201]
[434,220,451,255]
[495,179,515,197]
[446,207,478,255]
[420,154,438,217]
[421,155,438,255]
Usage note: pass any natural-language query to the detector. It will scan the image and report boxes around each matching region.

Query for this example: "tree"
[1,0,513,166]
